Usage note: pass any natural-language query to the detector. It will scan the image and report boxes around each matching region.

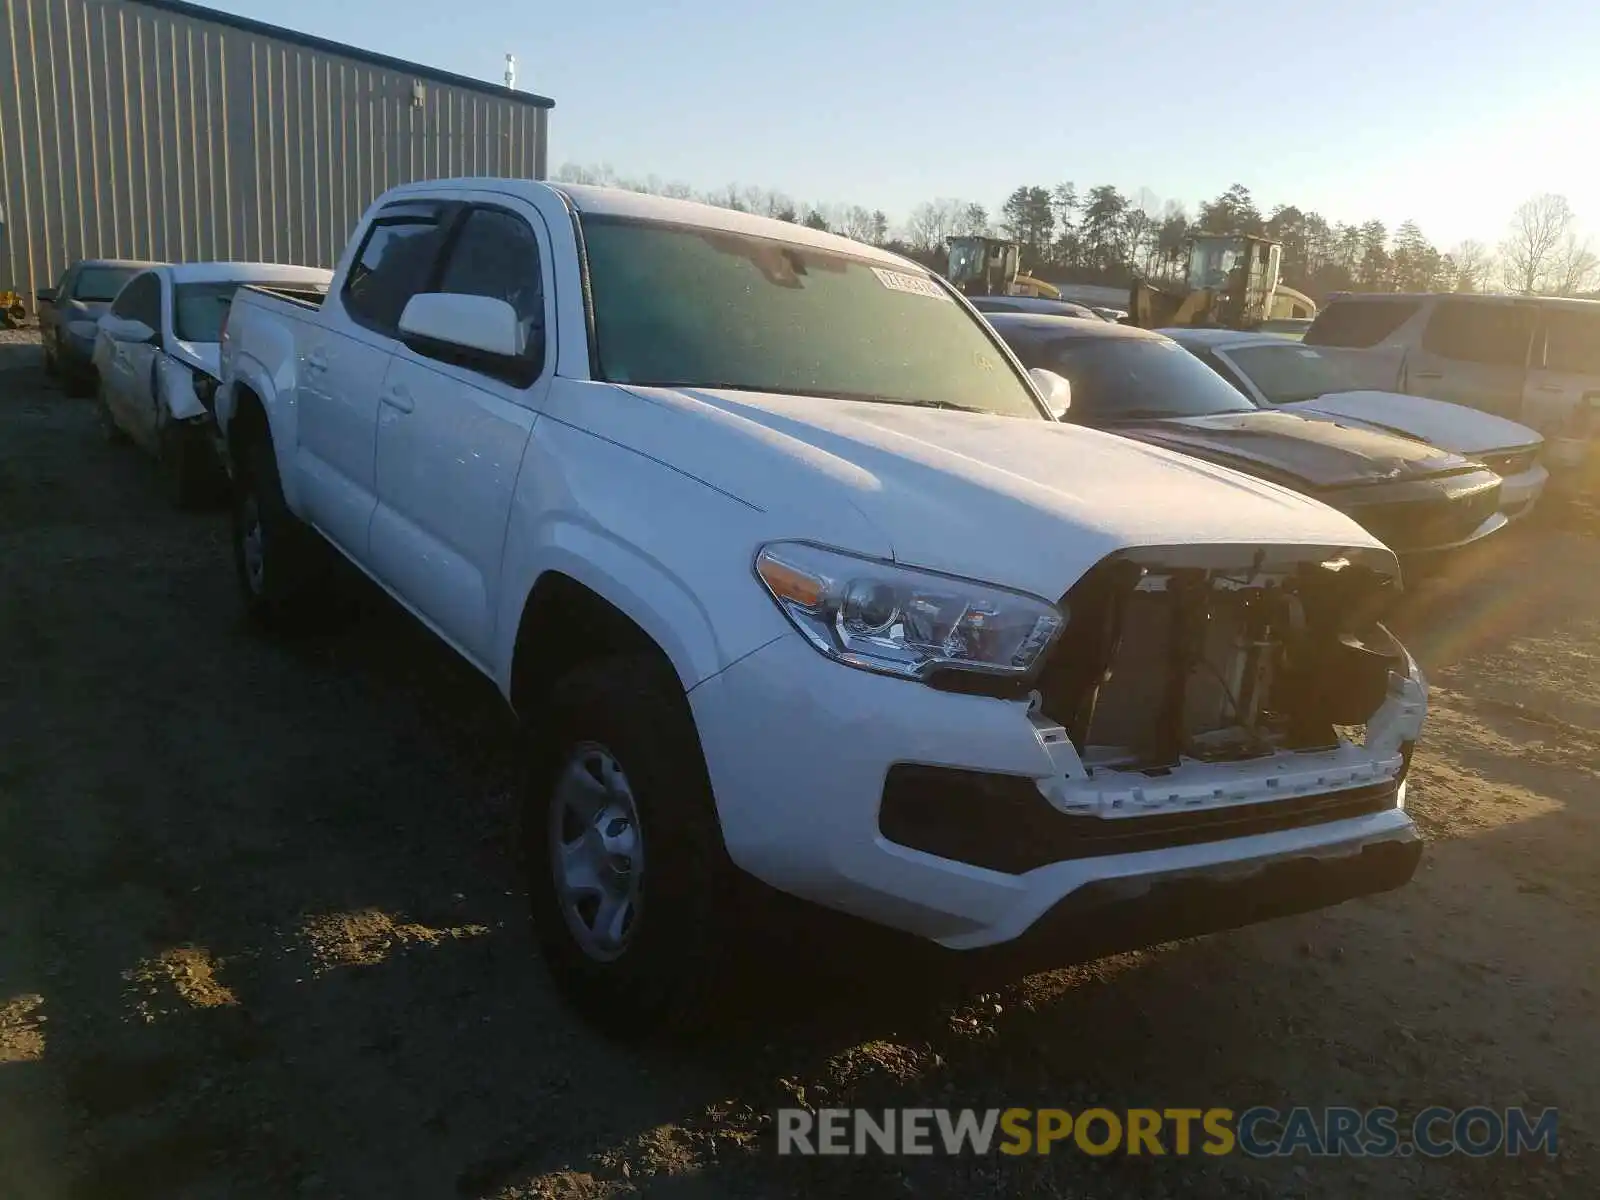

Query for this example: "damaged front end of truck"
[1028,542,1424,817]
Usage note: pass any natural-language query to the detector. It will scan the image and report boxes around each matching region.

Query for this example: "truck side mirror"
[397,293,541,387]
[36,287,57,305]
[399,293,524,358]
[1029,368,1071,420]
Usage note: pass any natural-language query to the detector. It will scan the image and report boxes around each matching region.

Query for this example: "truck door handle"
[380,385,415,413]
[305,350,329,374]
[1536,384,1564,393]
[1411,371,1442,381]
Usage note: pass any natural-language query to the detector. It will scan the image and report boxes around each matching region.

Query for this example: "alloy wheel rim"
[549,743,644,963]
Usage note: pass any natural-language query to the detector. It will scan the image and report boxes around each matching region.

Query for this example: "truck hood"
[1109,409,1475,492]
[578,385,1391,599]
[1280,390,1543,456]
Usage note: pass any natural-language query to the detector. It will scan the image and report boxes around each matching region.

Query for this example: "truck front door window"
[434,208,546,369]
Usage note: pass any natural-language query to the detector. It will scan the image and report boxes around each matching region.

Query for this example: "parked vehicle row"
[1159,327,1549,521]
[63,186,1569,1032]
[91,262,333,505]
[176,179,1429,1029]
[982,314,1515,563]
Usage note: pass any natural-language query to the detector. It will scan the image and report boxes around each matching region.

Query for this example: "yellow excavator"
[0,292,25,328]
[1128,232,1283,330]
[944,235,1060,298]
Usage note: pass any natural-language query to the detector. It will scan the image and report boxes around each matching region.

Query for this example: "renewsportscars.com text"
[776,1106,1558,1158]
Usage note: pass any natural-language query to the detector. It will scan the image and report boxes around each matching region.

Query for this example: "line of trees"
[552,163,1599,301]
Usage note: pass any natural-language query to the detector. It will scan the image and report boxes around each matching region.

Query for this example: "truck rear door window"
[1419,300,1535,366]
[1303,299,1420,348]
[343,216,448,334]
[1542,308,1600,374]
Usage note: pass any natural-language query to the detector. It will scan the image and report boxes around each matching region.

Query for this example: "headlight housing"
[755,542,1065,681]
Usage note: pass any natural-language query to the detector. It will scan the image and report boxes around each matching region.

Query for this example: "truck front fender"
[490,432,792,702]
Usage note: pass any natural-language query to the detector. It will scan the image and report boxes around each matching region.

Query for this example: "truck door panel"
[294,206,453,559]
[368,202,552,663]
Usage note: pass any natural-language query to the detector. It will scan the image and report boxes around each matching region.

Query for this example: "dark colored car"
[967,294,1103,321]
[36,259,158,394]
[986,313,1507,559]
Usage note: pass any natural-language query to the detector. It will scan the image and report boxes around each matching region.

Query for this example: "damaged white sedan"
[93,262,332,507]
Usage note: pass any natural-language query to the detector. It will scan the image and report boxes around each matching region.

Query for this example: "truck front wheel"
[523,655,731,1035]
[231,435,327,628]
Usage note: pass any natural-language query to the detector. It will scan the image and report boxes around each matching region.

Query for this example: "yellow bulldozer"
[943,235,1060,299]
[1128,232,1284,330]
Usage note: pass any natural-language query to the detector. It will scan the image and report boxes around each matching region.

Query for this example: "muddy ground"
[0,328,1595,1199]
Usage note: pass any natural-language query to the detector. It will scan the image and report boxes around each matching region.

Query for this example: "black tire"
[159,420,224,511]
[230,432,328,629]
[523,654,733,1035]
[97,381,129,444]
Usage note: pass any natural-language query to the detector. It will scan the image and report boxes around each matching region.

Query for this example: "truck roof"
[381,179,920,272]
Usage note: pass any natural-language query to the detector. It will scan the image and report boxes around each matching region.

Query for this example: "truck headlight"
[755,542,1065,681]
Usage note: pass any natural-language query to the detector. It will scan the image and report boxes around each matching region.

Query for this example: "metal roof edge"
[126,0,556,109]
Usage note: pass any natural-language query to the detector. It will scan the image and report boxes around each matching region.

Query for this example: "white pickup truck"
[217,179,1428,1027]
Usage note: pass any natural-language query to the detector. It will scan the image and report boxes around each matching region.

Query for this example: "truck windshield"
[579,216,1045,419]
[1227,343,1359,404]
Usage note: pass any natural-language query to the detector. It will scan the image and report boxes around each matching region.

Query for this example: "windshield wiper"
[873,398,993,414]
[1104,407,1184,421]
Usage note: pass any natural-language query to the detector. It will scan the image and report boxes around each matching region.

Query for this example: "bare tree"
[1500,194,1575,294]
[838,205,879,244]
[1552,233,1600,296]
[905,199,964,254]
[1450,240,1491,292]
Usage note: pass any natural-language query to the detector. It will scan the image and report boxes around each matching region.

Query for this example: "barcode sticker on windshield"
[872,268,951,301]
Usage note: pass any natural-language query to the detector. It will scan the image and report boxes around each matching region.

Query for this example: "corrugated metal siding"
[1,0,550,302]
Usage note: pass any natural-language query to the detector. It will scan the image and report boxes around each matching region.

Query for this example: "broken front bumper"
[690,627,1426,952]
[968,830,1422,975]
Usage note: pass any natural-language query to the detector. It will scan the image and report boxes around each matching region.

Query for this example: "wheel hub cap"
[550,744,643,962]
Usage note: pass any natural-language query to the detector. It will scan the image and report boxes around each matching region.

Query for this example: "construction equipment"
[1128,232,1282,330]
[944,235,1060,299]
[0,290,24,328]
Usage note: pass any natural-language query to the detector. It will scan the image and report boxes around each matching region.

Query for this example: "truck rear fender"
[218,304,304,510]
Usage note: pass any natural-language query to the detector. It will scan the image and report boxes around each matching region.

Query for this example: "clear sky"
[203,0,1600,248]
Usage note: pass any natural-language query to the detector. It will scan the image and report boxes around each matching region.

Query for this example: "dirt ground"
[1,327,1596,1199]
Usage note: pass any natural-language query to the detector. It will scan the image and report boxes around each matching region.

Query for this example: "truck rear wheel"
[231,434,327,628]
[523,654,731,1035]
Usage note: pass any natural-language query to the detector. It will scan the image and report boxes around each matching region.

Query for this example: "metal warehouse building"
[0,0,553,305]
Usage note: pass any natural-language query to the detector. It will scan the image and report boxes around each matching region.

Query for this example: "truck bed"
[240,282,327,310]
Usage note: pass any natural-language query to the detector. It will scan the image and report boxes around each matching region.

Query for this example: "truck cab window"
[435,208,545,362]
[343,217,446,333]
